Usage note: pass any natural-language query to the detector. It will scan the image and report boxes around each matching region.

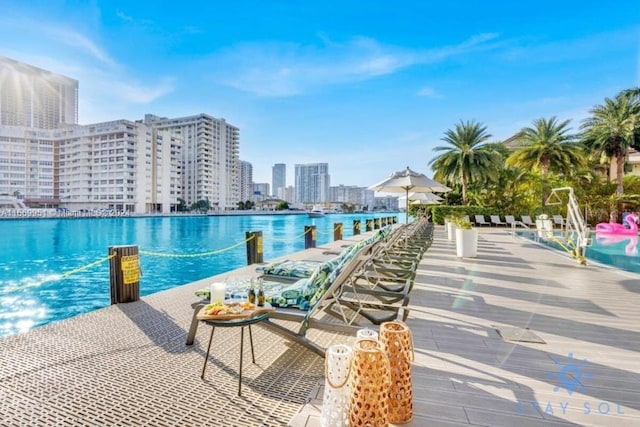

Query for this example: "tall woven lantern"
[348,338,391,427]
[356,327,378,341]
[321,344,353,427]
[380,320,414,424]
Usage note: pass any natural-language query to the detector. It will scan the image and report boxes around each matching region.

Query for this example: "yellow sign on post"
[121,254,140,285]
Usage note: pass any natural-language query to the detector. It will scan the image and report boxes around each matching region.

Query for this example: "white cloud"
[213,33,502,97]
[48,27,116,67]
[106,78,176,104]
[416,87,442,98]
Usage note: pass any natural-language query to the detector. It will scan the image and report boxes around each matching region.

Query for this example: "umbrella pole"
[405,188,409,223]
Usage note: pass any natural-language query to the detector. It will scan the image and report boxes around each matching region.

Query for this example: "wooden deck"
[1,227,639,426]
[291,228,640,426]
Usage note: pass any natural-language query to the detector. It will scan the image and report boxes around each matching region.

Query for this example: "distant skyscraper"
[295,163,330,203]
[143,113,240,210]
[252,183,270,202]
[272,163,286,198]
[0,56,78,129]
[239,160,253,202]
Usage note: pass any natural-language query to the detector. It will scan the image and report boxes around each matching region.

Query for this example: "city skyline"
[1,1,638,187]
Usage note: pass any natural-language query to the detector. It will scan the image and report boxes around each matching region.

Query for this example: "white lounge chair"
[521,215,534,227]
[490,215,506,227]
[553,215,565,229]
[505,215,517,227]
[475,215,490,226]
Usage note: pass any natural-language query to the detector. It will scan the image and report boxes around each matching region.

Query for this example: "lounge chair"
[505,215,517,227]
[187,231,410,356]
[521,215,534,227]
[260,244,409,356]
[553,215,565,229]
[475,215,490,226]
[490,215,506,227]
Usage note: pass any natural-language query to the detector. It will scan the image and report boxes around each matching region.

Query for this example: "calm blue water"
[0,213,400,338]
[517,230,640,274]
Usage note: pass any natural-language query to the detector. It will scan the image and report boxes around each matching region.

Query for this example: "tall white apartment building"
[328,185,375,207]
[272,163,286,199]
[0,120,182,212]
[295,163,330,203]
[239,160,253,202]
[281,185,295,204]
[0,127,56,204]
[143,113,239,210]
[0,56,78,129]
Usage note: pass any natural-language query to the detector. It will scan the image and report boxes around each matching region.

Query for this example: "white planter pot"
[447,221,456,241]
[455,228,478,258]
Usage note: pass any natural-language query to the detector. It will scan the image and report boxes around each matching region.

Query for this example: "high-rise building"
[143,113,239,210]
[239,160,253,202]
[252,182,270,202]
[0,56,78,129]
[272,163,286,199]
[281,185,295,204]
[294,163,330,204]
[328,185,375,207]
[0,120,182,212]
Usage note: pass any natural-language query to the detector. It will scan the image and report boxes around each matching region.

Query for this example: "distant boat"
[307,205,326,218]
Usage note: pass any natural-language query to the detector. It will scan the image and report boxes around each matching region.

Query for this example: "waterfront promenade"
[1,227,639,426]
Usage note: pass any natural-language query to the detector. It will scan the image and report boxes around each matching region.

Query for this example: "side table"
[200,308,271,396]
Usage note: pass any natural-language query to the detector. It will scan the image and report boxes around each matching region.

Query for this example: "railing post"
[245,231,264,265]
[374,218,381,229]
[366,219,373,232]
[333,223,343,241]
[305,225,317,249]
[109,245,140,304]
[353,219,361,236]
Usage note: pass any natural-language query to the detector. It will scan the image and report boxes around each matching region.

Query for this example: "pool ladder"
[547,187,591,253]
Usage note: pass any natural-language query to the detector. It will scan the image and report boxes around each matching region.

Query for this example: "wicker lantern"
[348,338,391,426]
[380,320,414,424]
[321,344,353,427]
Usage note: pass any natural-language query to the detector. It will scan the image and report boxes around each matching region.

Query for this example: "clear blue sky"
[1,1,638,187]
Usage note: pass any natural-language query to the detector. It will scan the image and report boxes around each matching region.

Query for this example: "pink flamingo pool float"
[595,213,639,236]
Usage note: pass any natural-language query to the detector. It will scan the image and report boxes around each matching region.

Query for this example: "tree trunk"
[540,163,549,208]
[616,153,624,195]
[461,174,468,204]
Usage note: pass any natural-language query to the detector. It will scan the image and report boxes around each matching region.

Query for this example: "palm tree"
[429,120,498,204]
[581,91,640,195]
[506,117,585,207]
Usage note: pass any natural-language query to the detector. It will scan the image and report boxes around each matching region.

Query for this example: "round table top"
[201,303,272,327]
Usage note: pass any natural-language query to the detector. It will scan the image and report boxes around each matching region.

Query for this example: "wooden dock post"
[246,231,264,265]
[353,219,361,236]
[333,223,343,241]
[305,225,317,249]
[366,219,373,232]
[109,245,140,304]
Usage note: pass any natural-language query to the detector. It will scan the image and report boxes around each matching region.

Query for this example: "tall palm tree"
[429,120,498,204]
[506,117,585,207]
[580,92,640,195]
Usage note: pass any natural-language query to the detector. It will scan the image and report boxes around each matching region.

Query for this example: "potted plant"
[454,217,478,257]
[446,214,461,241]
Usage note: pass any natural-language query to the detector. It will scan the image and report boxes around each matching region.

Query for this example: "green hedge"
[431,206,534,225]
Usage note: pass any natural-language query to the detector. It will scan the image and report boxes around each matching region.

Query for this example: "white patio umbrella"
[400,192,443,205]
[369,166,451,223]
